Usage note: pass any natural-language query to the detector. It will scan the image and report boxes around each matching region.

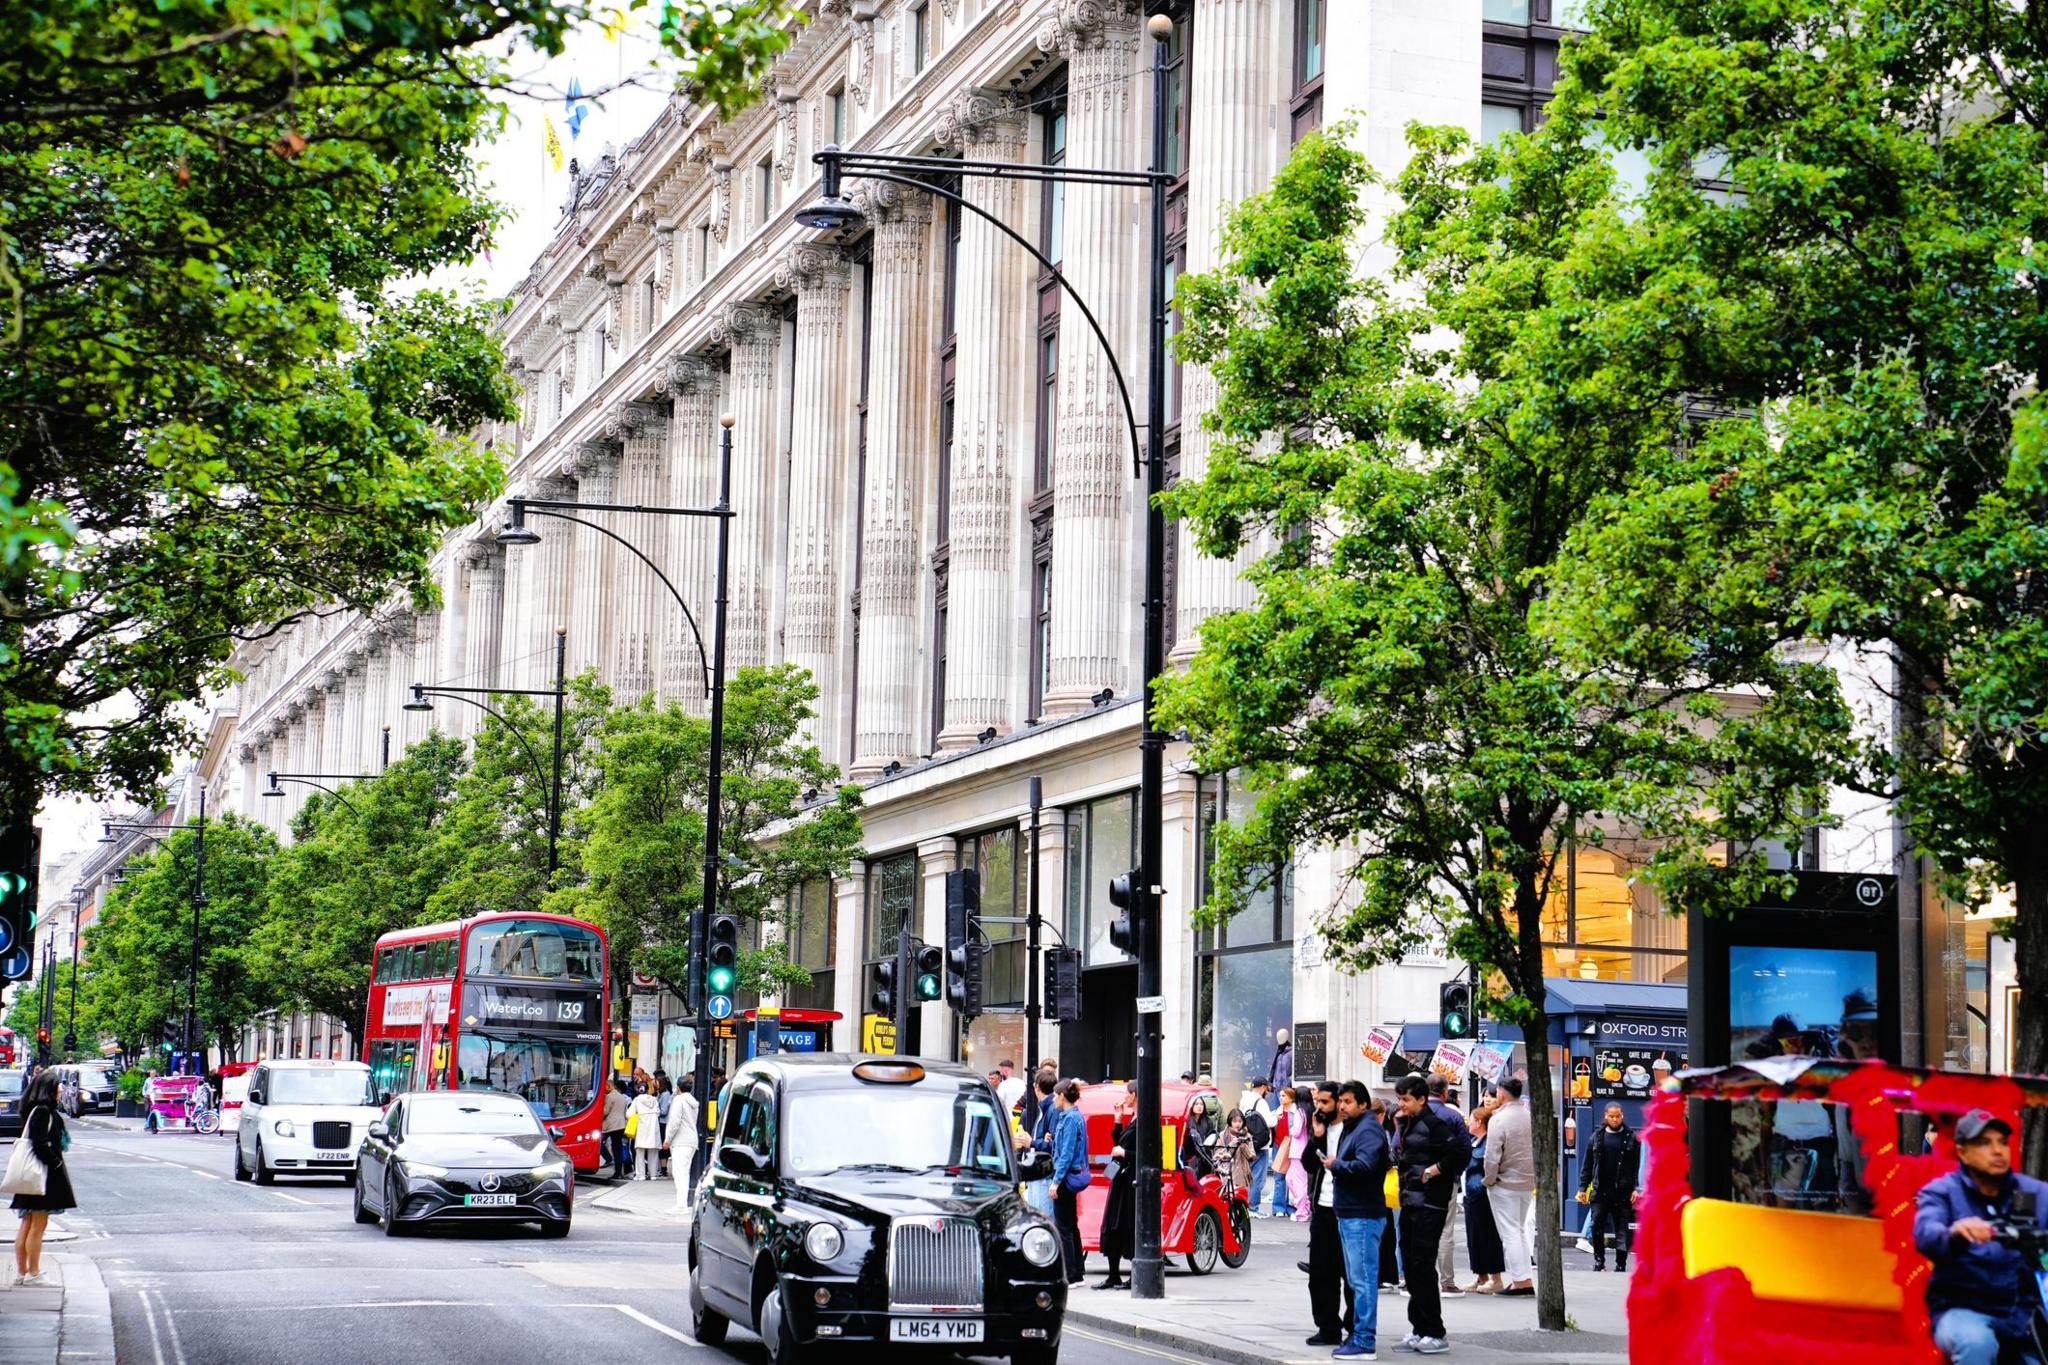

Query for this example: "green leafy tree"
[3,960,101,1062]
[561,664,864,1018]
[1159,124,1841,1328]
[257,734,470,1031]
[0,0,796,823]
[82,814,280,1061]
[1537,0,2048,1088]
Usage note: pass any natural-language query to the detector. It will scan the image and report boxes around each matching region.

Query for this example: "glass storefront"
[1193,773,1295,1103]
[1528,842,1689,984]
[784,879,835,1011]
[1065,793,1135,966]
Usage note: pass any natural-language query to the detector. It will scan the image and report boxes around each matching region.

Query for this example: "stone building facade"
[219,0,1669,1099]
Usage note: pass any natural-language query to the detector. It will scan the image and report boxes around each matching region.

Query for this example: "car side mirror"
[1017,1148,1052,1181]
[247,1090,263,1106]
[367,1121,388,1139]
[378,1091,392,1107]
[716,1144,765,1176]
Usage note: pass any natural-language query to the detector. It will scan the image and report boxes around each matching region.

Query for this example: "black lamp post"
[799,12,1175,1299]
[406,627,569,876]
[496,413,738,1188]
[262,771,374,817]
[102,784,209,1072]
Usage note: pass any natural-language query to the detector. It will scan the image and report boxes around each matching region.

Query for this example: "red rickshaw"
[1630,1056,2048,1364]
[1074,1081,1251,1274]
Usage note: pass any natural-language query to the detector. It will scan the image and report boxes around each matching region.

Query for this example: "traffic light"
[914,942,943,1001]
[36,1026,50,1048]
[1107,869,1138,958]
[706,911,739,1018]
[945,868,982,1017]
[0,825,37,983]
[1440,979,1474,1040]
[1045,945,1083,1023]
[871,956,899,1017]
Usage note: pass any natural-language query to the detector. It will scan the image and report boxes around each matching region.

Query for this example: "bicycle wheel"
[194,1110,219,1136]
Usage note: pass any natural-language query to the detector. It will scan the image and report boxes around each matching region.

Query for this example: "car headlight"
[272,1119,296,1137]
[803,1222,844,1263]
[400,1160,450,1179]
[529,1161,568,1180]
[1020,1224,1059,1267]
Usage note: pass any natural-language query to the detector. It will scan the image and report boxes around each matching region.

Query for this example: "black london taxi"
[689,1053,1067,1365]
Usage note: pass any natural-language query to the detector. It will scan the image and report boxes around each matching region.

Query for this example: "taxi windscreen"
[784,1086,1013,1178]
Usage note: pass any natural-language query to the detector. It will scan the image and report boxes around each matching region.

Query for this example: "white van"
[233,1059,383,1183]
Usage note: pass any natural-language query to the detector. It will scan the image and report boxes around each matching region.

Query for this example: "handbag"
[624,1111,640,1139]
[2,1117,48,1197]
[1063,1166,1092,1193]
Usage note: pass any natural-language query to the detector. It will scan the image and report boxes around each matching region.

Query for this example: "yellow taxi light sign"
[852,1059,926,1085]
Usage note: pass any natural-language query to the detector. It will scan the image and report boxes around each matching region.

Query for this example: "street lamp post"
[103,784,209,1071]
[798,12,1175,1300]
[405,627,569,875]
[496,413,738,1189]
[262,771,375,817]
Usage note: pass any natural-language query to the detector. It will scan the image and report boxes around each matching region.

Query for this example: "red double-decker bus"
[363,912,608,1171]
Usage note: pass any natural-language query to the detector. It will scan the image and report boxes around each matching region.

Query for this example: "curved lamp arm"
[514,507,711,694]
[414,690,554,798]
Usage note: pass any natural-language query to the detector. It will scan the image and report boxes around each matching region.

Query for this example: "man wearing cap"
[1913,1109,2048,1365]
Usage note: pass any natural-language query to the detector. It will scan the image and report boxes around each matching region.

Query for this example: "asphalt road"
[51,1126,1225,1365]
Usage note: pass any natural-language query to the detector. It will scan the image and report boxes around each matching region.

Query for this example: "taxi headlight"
[271,1119,296,1138]
[530,1161,568,1180]
[1020,1225,1060,1267]
[804,1222,844,1263]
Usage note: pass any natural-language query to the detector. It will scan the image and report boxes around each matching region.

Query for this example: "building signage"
[1599,1017,1687,1046]
[1360,1025,1400,1067]
[1292,1023,1327,1081]
[861,1012,897,1053]
[461,983,601,1034]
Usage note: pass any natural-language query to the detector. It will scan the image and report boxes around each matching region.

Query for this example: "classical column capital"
[573,437,621,471]
[713,301,778,350]
[663,353,718,398]
[775,243,852,295]
[933,87,1027,153]
[464,541,503,573]
[1036,0,1144,56]
[850,178,932,226]
[237,744,258,765]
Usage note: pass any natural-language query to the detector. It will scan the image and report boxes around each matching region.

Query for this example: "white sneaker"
[18,1272,47,1288]
[1394,1335,1423,1352]
[1575,1237,1593,1254]
[1414,1338,1449,1355]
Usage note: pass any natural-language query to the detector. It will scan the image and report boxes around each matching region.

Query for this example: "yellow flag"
[601,6,629,40]
[543,115,563,171]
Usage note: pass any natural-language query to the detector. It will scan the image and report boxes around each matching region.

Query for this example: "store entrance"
[1066,964,1138,1082]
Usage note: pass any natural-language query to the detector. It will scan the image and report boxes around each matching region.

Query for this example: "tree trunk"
[1523,995,1569,1331]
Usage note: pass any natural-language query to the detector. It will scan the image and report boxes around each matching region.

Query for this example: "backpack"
[1245,1105,1271,1152]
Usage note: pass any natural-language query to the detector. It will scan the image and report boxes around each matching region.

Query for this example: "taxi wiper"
[834,1162,926,1174]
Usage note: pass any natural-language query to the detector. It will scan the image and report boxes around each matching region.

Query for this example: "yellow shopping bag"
[625,1111,640,1140]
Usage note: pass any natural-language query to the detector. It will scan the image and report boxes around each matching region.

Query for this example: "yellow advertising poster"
[862,1012,898,1054]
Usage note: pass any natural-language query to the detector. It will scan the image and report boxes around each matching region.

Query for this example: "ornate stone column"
[568,440,622,678]
[610,402,670,701]
[238,744,261,819]
[436,555,468,711]
[778,244,855,749]
[339,653,368,777]
[849,183,933,778]
[269,724,296,835]
[662,356,722,708]
[1172,0,1279,661]
[933,89,1032,750]
[1039,0,1145,713]
[362,634,392,771]
[516,475,574,689]
[320,671,348,779]
[462,543,506,704]
[716,302,781,673]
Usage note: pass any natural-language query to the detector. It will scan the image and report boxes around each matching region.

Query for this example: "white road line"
[561,1303,698,1345]
[157,1289,191,1365]
[135,1290,171,1365]
[1066,1327,1213,1365]
[268,1192,318,1205]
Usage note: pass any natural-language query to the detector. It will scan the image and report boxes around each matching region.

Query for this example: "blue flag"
[565,75,588,141]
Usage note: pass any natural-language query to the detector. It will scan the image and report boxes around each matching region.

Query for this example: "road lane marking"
[268,1192,318,1205]
[1066,1327,1213,1365]
[157,1289,191,1365]
[562,1303,698,1345]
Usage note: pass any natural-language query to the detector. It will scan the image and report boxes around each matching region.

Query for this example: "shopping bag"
[1,1132,47,1198]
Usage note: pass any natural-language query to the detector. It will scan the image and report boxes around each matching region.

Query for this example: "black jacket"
[1303,1115,1391,1220]
[1395,1099,1471,1209]
[1581,1123,1641,1202]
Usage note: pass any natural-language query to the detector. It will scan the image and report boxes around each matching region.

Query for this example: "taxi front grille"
[888,1218,983,1311]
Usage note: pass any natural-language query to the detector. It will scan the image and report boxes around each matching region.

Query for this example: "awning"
[1396,1020,1524,1054]
[1398,977,1684,1053]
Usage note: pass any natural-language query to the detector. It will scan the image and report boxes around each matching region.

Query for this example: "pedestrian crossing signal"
[1440,979,1474,1040]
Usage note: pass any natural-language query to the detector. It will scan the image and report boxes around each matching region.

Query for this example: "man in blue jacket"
[1913,1109,2048,1365]
[1303,1079,1392,1360]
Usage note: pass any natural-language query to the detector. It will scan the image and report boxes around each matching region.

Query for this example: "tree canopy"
[0,0,796,821]
[1160,121,1838,1329]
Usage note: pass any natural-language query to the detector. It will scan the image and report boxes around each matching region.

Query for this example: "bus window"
[367,1039,416,1096]
[465,919,603,983]
[433,938,455,978]
[374,950,391,984]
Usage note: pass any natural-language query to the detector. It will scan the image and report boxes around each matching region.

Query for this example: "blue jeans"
[1932,1307,2043,1365]
[1335,1216,1384,1351]
[1248,1146,1274,1211]
[1267,1165,1295,1217]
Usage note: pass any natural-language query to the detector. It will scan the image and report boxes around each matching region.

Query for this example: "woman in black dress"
[12,1070,76,1287]
[1096,1082,1138,1290]
[1463,1096,1506,1292]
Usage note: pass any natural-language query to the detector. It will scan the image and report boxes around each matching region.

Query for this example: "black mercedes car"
[352,1090,573,1238]
[689,1054,1066,1365]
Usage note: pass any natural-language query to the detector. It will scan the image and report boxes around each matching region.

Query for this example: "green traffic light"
[916,973,941,1000]
[1444,1011,1467,1035]
[707,963,736,994]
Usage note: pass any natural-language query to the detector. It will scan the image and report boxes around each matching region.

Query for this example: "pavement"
[1058,1210,1631,1365]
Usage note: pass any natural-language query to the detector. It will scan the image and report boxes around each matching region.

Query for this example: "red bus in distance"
[363,912,608,1172]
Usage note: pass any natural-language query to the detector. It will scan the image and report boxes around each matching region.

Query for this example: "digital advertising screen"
[1727,944,1882,1063]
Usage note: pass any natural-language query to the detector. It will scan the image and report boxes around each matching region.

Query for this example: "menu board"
[1591,1044,1686,1100]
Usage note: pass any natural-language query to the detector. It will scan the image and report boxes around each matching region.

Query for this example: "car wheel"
[232,1139,250,1182]
[1187,1207,1222,1275]
[1222,1201,1253,1269]
[759,1282,809,1365]
[380,1172,407,1237]
[252,1138,275,1185]
[539,1217,571,1239]
[352,1174,377,1225]
[689,1256,729,1346]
